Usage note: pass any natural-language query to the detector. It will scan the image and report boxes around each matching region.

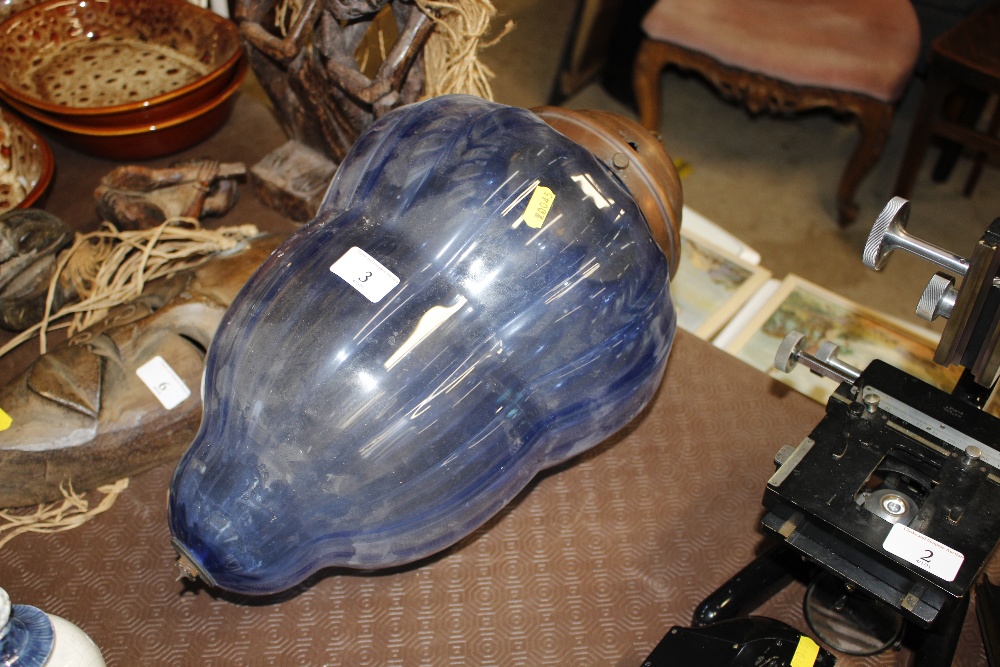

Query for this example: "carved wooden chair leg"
[836,96,892,226]
[633,39,667,131]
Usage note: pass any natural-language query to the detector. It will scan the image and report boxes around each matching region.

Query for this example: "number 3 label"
[883,523,964,582]
[330,247,400,303]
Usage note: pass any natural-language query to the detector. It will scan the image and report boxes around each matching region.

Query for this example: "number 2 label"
[883,524,964,582]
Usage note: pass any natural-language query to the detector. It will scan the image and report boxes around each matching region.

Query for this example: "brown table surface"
[1,79,996,666]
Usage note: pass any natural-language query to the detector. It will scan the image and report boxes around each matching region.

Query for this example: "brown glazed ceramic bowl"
[0,0,242,127]
[0,107,54,212]
[0,0,48,24]
[3,58,247,160]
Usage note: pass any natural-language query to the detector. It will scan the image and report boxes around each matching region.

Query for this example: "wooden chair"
[633,0,921,226]
[894,3,1000,199]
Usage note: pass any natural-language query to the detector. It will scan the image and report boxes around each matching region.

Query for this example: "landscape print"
[724,275,962,403]
[672,234,771,340]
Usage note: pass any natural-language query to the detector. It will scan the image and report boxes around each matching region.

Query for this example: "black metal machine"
[642,616,837,667]
[679,198,1000,664]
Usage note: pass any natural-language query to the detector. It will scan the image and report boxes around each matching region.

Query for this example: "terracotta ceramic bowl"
[3,59,247,160]
[0,0,242,128]
[0,107,54,212]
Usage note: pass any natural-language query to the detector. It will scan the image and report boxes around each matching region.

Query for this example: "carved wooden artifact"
[0,235,285,507]
[237,0,431,163]
[94,160,246,231]
[236,0,433,220]
[0,209,74,332]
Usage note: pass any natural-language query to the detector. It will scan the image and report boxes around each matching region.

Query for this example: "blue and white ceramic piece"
[168,95,678,595]
[0,588,105,667]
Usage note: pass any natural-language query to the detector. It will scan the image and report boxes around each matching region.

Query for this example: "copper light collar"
[533,106,683,278]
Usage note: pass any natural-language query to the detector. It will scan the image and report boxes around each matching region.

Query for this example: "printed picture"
[672,233,771,340]
[723,274,962,403]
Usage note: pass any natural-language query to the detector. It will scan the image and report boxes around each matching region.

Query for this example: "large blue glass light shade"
[168,95,679,595]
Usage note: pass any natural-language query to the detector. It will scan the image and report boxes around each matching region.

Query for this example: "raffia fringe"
[0,218,259,360]
[416,0,513,101]
[0,479,129,550]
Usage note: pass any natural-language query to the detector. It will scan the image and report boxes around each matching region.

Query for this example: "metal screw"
[962,445,982,467]
[864,393,880,414]
[611,152,630,170]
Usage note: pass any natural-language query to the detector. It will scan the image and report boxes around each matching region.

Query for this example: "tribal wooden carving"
[235,0,433,164]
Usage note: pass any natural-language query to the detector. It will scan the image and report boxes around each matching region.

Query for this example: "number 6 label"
[883,523,964,582]
[136,356,191,410]
[330,246,400,303]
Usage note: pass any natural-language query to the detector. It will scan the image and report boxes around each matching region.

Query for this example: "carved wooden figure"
[235,0,434,220]
[0,235,285,507]
[0,210,74,332]
[94,160,246,231]
[237,0,432,161]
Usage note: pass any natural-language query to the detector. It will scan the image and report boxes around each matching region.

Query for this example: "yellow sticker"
[790,636,821,667]
[0,408,11,431]
[521,185,555,229]
[673,157,693,179]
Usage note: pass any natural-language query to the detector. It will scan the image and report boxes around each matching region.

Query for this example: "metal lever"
[774,331,861,384]
[863,197,969,276]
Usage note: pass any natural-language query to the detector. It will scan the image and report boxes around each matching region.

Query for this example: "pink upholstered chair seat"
[641,0,921,103]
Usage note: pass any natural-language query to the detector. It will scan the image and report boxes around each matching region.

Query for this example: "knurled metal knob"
[864,197,969,276]
[773,331,861,384]
[916,273,958,321]
[774,331,806,372]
